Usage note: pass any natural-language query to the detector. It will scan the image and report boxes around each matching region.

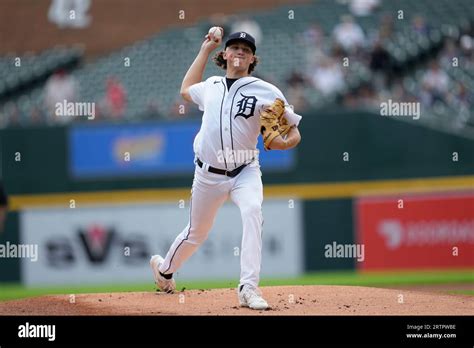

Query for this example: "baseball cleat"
[238,285,269,310]
[150,255,176,293]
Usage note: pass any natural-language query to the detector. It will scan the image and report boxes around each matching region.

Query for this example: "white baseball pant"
[159,160,263,289]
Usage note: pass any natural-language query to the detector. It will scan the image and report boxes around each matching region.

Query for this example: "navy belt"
[196,158,247,178]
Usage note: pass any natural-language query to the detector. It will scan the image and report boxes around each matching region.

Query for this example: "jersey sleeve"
[283,106,302,127]
[273,86,303,127]
[188,81,206,111]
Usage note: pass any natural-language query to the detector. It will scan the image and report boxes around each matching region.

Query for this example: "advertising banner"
[20,200,302,286]
[356,191,474,270]
[69,122,294,178]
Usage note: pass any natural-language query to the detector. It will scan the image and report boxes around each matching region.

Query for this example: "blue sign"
[69,121,294,179]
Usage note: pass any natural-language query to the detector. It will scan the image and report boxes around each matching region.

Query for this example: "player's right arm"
[180,30,223,102]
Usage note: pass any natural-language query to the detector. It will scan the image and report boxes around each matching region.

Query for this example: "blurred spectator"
[230,16,263,45]
[286,70,310,111]
[448,82,471,109]
[391,79,417,103]
[332,15,366,53]
[449,82,471,128]
[143,98,163,119]
[302,24,324,46]
[5,102,22,127]
[29,106,44,125]
[460,34,473,58]
[411,15,429,36]
[377,13,395,41]
[48,0,92,29]
[302,24,325,67]
[330,43,345,61]
[370,40,391,72]
[287,70,308,87]
[311,58,345,96]
[457,83,471,108]
[370,40,391,88]
[357,84,379,108]
[343,92,358,108]
[44,69,78,124]
[440,39,460,68]
[420,61,450,106]
[344,83,385,110]
[0,107,7,129]
[102,77,127,119]
[349,0,380,17]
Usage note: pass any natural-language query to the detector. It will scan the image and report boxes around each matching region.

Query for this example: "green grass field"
[0,269,472,302]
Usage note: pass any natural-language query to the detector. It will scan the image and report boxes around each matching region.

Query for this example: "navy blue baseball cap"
[225,32,256,54]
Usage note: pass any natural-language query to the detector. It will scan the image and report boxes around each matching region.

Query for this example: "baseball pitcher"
[150,28,302,310]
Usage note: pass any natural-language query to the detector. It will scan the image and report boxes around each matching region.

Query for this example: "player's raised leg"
[151,168,229,292]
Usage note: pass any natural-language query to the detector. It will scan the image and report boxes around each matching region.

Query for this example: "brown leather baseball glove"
[260,98,288,150]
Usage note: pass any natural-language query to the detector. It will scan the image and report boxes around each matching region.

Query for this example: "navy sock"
[160,271,173,280]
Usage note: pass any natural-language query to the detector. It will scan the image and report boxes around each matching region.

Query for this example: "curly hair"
[213,51,259,74]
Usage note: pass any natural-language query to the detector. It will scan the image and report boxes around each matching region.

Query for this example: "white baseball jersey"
[156,74,302,293]
[189,76,302,169]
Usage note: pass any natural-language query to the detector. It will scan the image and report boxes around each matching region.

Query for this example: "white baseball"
[208,26,223,41]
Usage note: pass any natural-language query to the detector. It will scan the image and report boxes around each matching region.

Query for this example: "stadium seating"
[0,47,82,100]
[0,0,472,134]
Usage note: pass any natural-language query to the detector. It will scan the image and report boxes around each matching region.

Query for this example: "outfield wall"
[1,109,473,283]
[3,108,474,195]
[18,200,303,286]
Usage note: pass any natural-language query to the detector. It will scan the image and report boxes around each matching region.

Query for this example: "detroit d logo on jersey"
[235,93,257,119]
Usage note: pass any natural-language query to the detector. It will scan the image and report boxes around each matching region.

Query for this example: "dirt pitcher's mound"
[0,285,472,315]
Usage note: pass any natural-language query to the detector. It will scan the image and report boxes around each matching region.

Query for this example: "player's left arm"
[261,89,302,150]
[269,103,302,150]
[268,124,301,150]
